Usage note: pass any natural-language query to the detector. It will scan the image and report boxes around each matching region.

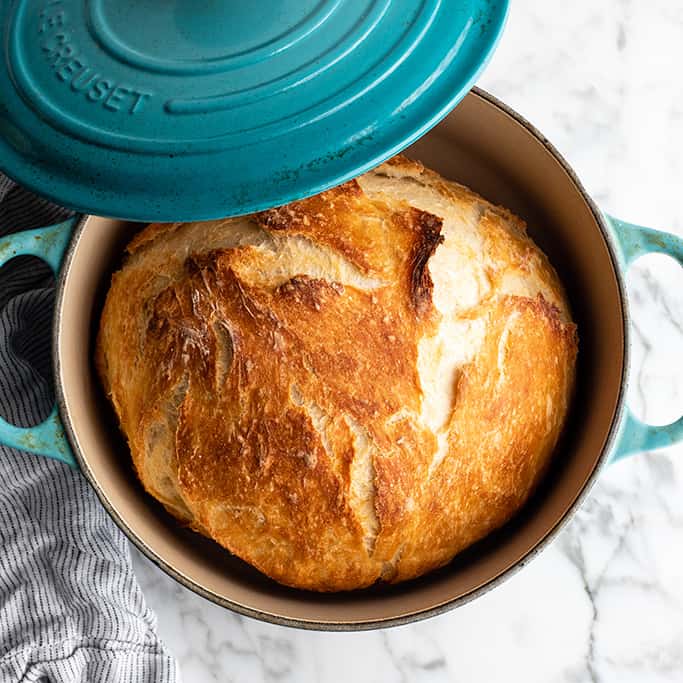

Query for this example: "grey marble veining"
[131,1,683,680]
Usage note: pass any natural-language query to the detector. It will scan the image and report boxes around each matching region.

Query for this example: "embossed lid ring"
[0,0,509,221]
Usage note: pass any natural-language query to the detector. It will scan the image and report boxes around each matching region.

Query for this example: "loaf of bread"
[96,156,577,591]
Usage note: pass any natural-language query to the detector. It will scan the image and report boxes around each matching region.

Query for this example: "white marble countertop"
[132,2,683,680]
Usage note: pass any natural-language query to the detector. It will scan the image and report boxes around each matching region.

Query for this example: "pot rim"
[52,86,630,631]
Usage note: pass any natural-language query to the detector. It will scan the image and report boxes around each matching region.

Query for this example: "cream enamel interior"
[55,89,626,628]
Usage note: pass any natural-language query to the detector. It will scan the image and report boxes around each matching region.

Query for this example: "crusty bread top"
[96,156,577,591]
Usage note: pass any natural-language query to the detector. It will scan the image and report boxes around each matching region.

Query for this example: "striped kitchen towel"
[0,177,179,682]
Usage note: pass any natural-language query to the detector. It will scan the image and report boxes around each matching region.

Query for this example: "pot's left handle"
[608,216,683,461]
[0,218,79,468]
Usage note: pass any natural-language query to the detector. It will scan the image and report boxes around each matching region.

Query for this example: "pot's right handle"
[608,216,683,461]
[0,219,78,468]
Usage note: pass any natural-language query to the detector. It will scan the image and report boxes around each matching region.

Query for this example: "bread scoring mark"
[427,426,453,480]
[212,319,234,391]
[380,542,405,581]
[292,383,379,555]
[496,311,520,388]
[290,384,329,469]
[478,209,570,321]
[145,255,238,389]
[142,374,191,520]
[126,218,273,275]
[418,317,487,434]
[408,208,444,315]
[346,415,379,555]
[125,272,174,359]
[360,165,492,317]
[127,222,184,256]
[231,233,385,293]
[366,156,527,233]
[290,384,304,406]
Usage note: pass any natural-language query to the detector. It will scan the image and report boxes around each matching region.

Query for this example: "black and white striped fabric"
[0,177,179,682]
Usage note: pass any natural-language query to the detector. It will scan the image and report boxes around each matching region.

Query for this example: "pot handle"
[0,218,79,468]
[608,216,683,461]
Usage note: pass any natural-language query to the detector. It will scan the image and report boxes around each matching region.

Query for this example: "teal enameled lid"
[0,0,508,221]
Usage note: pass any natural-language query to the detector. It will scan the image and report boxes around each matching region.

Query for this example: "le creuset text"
[38,0,152,115]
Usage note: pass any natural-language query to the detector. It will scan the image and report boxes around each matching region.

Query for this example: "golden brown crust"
[96,154,577,591]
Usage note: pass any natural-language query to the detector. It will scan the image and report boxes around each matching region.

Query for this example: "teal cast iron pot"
[0,88,681,630]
